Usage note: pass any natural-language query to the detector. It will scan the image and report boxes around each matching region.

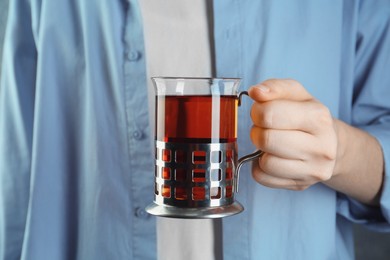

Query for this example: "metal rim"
[145,201,244,219]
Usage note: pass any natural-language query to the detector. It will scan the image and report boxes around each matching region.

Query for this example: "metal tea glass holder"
[146,77,262,219]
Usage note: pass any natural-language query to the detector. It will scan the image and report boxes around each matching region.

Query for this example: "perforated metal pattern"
[154,141,237,208]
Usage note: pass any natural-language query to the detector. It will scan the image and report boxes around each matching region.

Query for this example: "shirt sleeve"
[336,0,390,231]
[0,0,37,258]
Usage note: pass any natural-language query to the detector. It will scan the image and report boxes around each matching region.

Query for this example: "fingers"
[248,79,313,103]
[248,78,337,191]
[252,154,333,190]
[252,170,305,190]
[251,157,309,190]
[250,126,316,160]
[250,100,332,133]
[250,122,337,164]
[250,121,337,190]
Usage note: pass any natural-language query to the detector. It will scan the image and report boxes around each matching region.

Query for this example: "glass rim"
[151,76,241,81]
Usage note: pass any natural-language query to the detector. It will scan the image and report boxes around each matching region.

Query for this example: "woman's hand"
[248,78,384,206]
[248,79,338,191]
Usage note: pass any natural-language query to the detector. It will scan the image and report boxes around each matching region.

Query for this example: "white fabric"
[139,1,221,260]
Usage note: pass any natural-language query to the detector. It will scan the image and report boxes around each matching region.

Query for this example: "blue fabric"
[1,0,390,259]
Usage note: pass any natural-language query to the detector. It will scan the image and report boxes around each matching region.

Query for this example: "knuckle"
[262,106,274,128]
[260,129,273,150]
[285,78,302,88]
[251,163,264,183]
[251,103,267,127]
[311,104,333,126]
[312,141,337,162]
[293,185,309,191]
[290,180,309,191]
[285,79,307,94]
[322,146,337,161]
[262,78,279,88]
[316,136,338,162]
[258,154,270,172]
[313,170,332,182]
[250,104,256,122]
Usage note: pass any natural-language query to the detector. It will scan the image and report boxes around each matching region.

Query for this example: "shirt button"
[132,130,143,140]
[127,50,141,61]
[135,207,150,219]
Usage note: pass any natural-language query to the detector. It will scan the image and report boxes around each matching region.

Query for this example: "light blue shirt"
[1,1,390,259]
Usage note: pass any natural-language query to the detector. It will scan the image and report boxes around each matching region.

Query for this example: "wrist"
[332,119,347,178]
[325,119,384,206]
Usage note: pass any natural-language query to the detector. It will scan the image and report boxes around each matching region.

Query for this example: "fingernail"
[257,84,270,93]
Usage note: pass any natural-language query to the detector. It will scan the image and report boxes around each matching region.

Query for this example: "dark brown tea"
[155,95,238,143]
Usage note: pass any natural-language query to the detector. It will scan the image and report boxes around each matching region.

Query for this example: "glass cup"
[145,77,262,218]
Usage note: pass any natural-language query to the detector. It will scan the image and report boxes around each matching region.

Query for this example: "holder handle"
[234,91,264,192]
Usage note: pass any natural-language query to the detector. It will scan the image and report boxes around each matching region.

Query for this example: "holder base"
[145,201,244,219]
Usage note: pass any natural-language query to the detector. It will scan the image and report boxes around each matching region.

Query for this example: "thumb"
[248,79,313,102]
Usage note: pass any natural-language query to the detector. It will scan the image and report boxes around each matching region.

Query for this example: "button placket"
[122,1,157,258]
